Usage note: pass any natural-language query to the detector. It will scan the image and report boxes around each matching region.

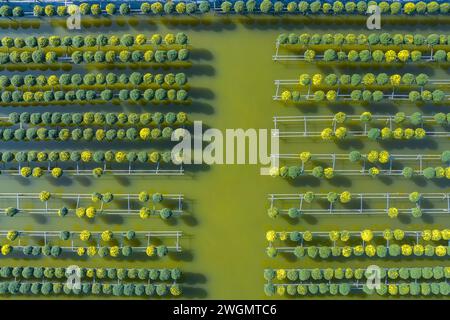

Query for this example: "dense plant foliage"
[296,72,431,87]
[5,111,188,127]
[0,1,448,18]
[296,48,449,63]
[278,32,450,46]
[0,72,188,90]
[265,229,450,259]
[0,48,190,65]
[0,33,188,50]
[0,88,189,104]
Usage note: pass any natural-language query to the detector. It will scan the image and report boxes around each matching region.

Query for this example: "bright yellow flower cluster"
[388,207,398,219]
[360,229,373,242]
[266,230,277,242]
[299,152,311,163]
[281,91,292,101]
[339,191,352,204]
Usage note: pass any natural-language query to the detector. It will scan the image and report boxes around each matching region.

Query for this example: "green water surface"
[0,14,449,299]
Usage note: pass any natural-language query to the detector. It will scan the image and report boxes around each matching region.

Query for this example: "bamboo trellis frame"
[0,192,184,216]
[269,230,450,254]
[272,39,440,62]
[272,79,450,101]
[267,192,450,216]
[0,230,183,252]
[269,281,450,291]
[0,161,184,176]
[272,115,450,138]
[271,153,447,176]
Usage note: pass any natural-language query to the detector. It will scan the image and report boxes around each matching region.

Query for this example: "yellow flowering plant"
[32,167,44,178]
[81,151,92,162]
[320,128,333,140]
[1,244,12,256]
[299,74,311,86]
[392,128,403,140]
[334,127,347,139]
[87,246,97,257]
[164,33,175,44]
[139,207,151,219]
[76,207,86,218]
[77,247,86,256]
[340,231,350,242]
[326,90,337,101]
[413,244,424,256]
[388,284,398,295]
[115,151,126,162]
[342,246,352,257]
[51,167,63,178]
[20,167,32,177]
[339,191,352,204]
[110,246,120,257]
[299,152,311,163]
[390,74,401,86]
[367,151,379,163]
[361,229,373,242]
[276,269,286,280]
[431,229,442,241]
[312,74,322,86]
[365,245,376,257]
[276,286,285,296]
[303,231,313,242]
[79,230,91,241]
[435,246,447,257]
[353,245,364,256]
[388,207,398,219]
[381,127,392,139]
[385,50,397,63]
[266,230,277,242]
[281,91,292,101]
[422,230,432,241]
[86,207,96,219]
[101,230,113,242]
[329,231,340,242]
[324,167,334,179]
[146,245,156,256]
[393,229,405,241]
[414,128,426,139]
[397,50,410,62]
[403,128,415,140]
[39,191,51,202]
[368,167,380,177]
[279,232,288,241]
[378,151,390,164]
[401,244,413,256]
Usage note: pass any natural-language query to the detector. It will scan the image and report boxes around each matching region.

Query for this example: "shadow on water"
[185,64,216,77]
[169,249,194,262]
[287,176,320,187]
[378,176,394,186]
[328,176,352,188]
[335,139,365,150]
[380,138,439,150]
[162,16,237,32]
[189,87,216,100]
[183,285,208,299]
[190,48,214,62]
